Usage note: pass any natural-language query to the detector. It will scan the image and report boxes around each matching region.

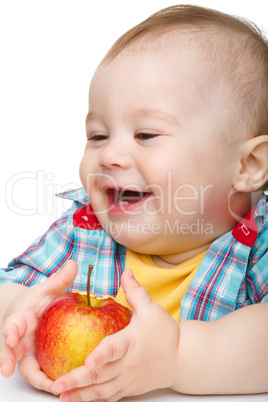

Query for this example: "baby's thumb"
[35,259,78,298]
[121,269,152,313]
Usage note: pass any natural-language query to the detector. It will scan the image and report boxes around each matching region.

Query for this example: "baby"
[0,4,268,401]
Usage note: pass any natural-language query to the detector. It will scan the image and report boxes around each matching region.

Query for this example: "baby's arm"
[0,260,78,392]
[174,302,268,394]
[53,271,268,401]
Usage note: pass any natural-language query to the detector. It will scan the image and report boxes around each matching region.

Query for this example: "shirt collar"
[254,191,268,231]
[56,187,90,205]
[232,192,267,247]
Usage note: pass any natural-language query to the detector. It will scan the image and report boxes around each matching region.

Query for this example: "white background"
[1,0,267,266]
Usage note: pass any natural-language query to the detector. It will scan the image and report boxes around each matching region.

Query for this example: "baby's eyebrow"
[85,111,101,124]
[85,108,181,126]
[132,108,181,126]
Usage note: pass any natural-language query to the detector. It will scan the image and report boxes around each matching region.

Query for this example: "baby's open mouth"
[107,188,149,206]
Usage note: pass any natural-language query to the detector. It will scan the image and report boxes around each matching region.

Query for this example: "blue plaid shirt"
[1,188,267,322]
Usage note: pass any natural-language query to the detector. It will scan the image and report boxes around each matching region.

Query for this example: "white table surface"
[1,368,267,402]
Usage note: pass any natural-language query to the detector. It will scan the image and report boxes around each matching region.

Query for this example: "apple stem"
[87,264,94,306]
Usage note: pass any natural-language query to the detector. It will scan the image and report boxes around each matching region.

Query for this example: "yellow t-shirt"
[115,249,207,322]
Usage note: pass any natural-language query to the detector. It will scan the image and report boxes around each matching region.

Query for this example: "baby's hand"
[52,269,180,402]
[0,260,78,393]
[0,308,48,387]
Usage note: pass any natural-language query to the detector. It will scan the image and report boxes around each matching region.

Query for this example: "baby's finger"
[85,329,130,370]
[0,338,27,377]
[18,354,55,394]
[121,269,153,312]
[3,309,38,347]
[52,362,119,394]
[3,320,24,348]
[0,342,16,378]
[52,366,95,394]
[35,260,78,300]
[60,379,124,402]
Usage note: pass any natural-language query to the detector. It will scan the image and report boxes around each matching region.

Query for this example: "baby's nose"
[99,138,133,169]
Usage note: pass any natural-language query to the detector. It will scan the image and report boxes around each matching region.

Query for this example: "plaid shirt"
[1,188,267,322]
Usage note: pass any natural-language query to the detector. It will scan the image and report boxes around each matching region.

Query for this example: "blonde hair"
[100,5,268,140]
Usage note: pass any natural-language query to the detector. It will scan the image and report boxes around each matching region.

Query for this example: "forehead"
[90,48,207,118]
[91,43,211,98]
[87,46,225,139]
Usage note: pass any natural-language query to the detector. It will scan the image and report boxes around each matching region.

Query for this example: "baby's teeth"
[118,200,129,206]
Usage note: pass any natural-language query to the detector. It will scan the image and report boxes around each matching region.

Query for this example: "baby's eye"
[135,132,160,140]
[87,133,108,142]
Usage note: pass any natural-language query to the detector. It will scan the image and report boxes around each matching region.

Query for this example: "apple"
[35,265,132,380]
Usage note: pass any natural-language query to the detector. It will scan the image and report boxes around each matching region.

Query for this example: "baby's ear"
[233,135,268,192]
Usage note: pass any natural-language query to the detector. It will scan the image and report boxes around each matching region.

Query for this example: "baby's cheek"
[79,157,88,187]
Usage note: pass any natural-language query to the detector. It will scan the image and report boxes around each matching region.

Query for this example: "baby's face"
[80,46,241,262]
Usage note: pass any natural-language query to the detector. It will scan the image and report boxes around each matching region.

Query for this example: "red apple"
[35,266,132,380]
